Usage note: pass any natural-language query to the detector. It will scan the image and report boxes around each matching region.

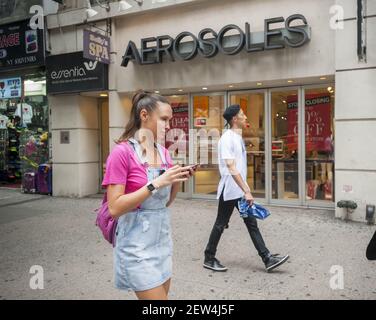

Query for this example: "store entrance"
[183,85,335,208]
[191,93,226,196]
[229,91,266,199]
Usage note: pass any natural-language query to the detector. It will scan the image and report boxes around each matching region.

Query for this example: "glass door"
[165,94,189,194]
[229,91,266,199]
[191,93,226,196]
[303,85,335,205]
[270,88,300,202]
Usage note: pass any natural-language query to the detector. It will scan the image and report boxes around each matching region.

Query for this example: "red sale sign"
[166,102,189,152]
[170,102,189,133]
[287,93,332,152]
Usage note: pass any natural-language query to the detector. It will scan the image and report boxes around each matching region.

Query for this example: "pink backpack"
[95,143,133,247]
[95,192,117,247]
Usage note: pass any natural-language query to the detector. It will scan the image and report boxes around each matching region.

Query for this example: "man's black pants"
[205,190,270,261]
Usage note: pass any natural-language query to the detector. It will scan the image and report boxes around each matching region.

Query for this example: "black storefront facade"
[0,18,50,191]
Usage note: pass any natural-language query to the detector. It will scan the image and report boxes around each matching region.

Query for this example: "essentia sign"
[46,51,108,94]
[50,61,97,80]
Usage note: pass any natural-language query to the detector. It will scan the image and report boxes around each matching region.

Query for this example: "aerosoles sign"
[121,14,310,67]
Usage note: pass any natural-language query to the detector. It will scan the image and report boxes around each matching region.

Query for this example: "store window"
[165,94,189,192]
[230,92,265,198]
[0,73,49,188]
[271,89,299,200]
[304,86,335,202]
[192,94,225,195]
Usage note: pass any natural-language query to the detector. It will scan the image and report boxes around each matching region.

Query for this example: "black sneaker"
[203,258,228,272]
[264,254,289,272]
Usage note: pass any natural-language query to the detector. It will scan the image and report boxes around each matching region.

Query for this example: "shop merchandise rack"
[0,129,8,182]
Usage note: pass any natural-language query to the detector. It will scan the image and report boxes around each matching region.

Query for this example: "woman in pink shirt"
[102,90,194,300]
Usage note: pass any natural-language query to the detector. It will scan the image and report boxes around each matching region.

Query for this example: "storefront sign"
[287,93,332,152]
[83,30,110,64]
[0,19,45,71]
[166,102,189,152]
[0,77,22,98]
[46,51,108,94]
[121,14,310,67]
[170,103,189,133]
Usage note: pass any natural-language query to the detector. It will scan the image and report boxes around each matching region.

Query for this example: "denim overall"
[114,138,173,292]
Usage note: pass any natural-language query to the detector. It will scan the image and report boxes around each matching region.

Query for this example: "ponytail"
[116,90,169,143]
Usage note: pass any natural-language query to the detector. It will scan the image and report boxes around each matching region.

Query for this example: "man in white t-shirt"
[204,105,289,272]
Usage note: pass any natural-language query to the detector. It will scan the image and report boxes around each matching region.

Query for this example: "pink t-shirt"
[102,141,174,194]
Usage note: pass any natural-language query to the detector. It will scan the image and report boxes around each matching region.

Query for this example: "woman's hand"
[152,165,192,188]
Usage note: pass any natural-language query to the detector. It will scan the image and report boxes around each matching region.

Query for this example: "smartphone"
[182,164,198,169]
[181,164,199,176]
[189,164,199,171]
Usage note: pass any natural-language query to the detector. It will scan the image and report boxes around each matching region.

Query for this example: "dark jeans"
[205,190,270,261]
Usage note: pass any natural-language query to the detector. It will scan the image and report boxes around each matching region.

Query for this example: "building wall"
[50,95,100,197]
[334,0,376,223]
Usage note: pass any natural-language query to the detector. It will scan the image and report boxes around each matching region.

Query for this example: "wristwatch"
[146,182,158,195]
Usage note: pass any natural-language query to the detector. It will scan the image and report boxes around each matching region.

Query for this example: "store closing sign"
[121,14,310,67]
[83,30,110,64]
[166,102,189,152]
[287,93,332,152]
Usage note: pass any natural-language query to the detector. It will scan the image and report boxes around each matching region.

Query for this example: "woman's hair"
[116,90,169,143]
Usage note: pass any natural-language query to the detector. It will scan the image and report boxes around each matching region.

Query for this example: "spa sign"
[83,30,110,64]
[121,14,310,67]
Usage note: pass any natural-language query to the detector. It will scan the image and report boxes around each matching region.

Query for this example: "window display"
[271,89,299,200]
[0,75,50,191]
[165,95,189,193]
[304,87,335,202]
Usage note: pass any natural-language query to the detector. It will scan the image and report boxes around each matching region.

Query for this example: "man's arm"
[225,159,254,204]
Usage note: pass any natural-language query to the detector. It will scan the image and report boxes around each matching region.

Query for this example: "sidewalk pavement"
[0,188,375,300]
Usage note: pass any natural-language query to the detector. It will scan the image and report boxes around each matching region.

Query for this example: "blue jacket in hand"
[238,198,271,220]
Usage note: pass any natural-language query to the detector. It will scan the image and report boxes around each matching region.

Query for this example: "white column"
[334,0,376,223]
[50,94,100,197]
